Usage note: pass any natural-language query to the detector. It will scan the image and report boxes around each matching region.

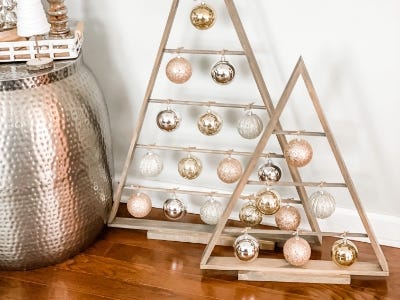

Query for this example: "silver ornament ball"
[163,197,186,220]
[139,151,163,177]
[233,233,260,262]
[211,59,235,84]
[258,160,282,182]
[156,108,181,132]
[237,110,263,139]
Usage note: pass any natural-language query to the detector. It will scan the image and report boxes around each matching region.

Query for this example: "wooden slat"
[238,271,351,284]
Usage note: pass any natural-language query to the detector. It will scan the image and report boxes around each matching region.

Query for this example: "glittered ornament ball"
[217,157,242,184]
[284,138,313,167]
[178,155,202,180]
[197,110,223,136]
[283,236,311,267]
[163,197,186,220]
[310,190,336,219]
[200,197,223,225]
[275,205,301,231]
[127,192,152,218]
[331,238,358,267]
[258,160,281,182]
[239,201,263,226]
[211,59,235,84]
[139,151,163,177]
[237,110,263,139]
[190,2,216,30]
[165,56,192,84]
[156,108,181,132]
[255,188,281,215]
[233,233,259,262]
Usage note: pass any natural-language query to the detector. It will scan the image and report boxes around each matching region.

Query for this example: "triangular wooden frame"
[200,57,389,284]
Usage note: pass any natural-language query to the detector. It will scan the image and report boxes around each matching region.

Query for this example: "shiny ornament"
[258,159,282,182]
[275,205,301,231]
[139,151,163,177]
[156,107,181,132]
[217,157,242,184]
[284,138,313,167]
[233,233,259,262]
[237,110,263,139]
[190,2,216,30]
[200,197,223,225]
[255,188,281,215]
[127,192,152,218]
[163,197,186,220]
[283,235,311,266]
[310,190,336,219]
[211,58,235,84]
[331,238,358,267]
[239,201,263,226]
[178,154,202,180]
[165,56,192,84]
[197,110,223,136]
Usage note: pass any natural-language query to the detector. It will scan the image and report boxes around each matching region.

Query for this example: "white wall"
[67,0,400,244]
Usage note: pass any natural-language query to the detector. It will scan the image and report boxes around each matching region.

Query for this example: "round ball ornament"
[237,110,263,139]
[165,56,192,84]
[258,159,282,182]
[156,107,181,132]
[283,235,311,267]
[127,192,152,218]
[310,190,336,219]
[211,57,235,84]
[284,138,313,167]
[197,110,223,136]
[255,188,281,215]
[217,156,242,184]
[163,197,186,220]
[200,197,223,225]
[275,205,301,231]
[233,233,259,262]
[178,154,202,180]
[239,201,263,226]
[139,151,163,177]
[331,238,358,267]
[190,2,216,30]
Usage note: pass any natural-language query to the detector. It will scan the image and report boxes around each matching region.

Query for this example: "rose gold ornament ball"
[217,157,242,184]
[127,192,152,218]
[283,236,311,267]
[165,56,192,84]
[275,205,301,231]
[284,138,313,167]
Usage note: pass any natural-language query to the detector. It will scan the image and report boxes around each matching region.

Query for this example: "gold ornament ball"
[217,157,242,184]
[197,110,223,136]
[258,160,282,182]
[190,2,216,30]
[165,56,192,84]
[156,108,181,132]
[331,239,358,267]
[233,233,259,262]
[275,205,301,231]
[283,236,311,267]
[211,60,235,84]
[255,188,281,215]
[163,198,186,220]
[284,138,313,167]
[127,192,152,218]
[239,202,263,226]
[178,155,202,180]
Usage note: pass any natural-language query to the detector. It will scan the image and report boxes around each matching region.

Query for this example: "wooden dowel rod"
[274,130,326,137]
[164,48,245,55]
[222,228,368,238]
[136,143,284,158]
[247,180,347,188]
[149,98,266,110]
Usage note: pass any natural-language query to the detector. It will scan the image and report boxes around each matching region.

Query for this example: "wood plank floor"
[0,209,399,299]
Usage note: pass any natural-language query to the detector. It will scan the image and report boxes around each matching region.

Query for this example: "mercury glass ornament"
[239,201,263,226]
[197,110,223,136]
[258,159,282,182]
[310,190,336,219]
[275,205,301,231]
[139,151,163,177]
[283,235,311,266]
[127,192,152,218]
[217,157,242,184]
[165,56,192,84]
[178,154,202,180]
[156,107,181,132]
[255,188,281,215]
[237,110,263,139]
[0,0,17,31]
[284,138,313,167]
[233,233,259,262]
[163,197,186,220]
[200,197,223,225]
[331,238,358,267]
[211,58,235,84]
[190,2,216,30]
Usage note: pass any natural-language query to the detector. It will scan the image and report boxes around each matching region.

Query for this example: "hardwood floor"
[0,209,399,299]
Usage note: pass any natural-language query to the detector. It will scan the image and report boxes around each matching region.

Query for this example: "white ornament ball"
[233,233,259,262]
[165,56,192,84]
[139,152,163,177]
[283,236,311,267]
[127,192,152,218]
[284,138,313,167]
[200,197,223,225]
[217,157,242,184]
[275,205,301,231]
[310,190,336,219]
[237,110,263,139]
